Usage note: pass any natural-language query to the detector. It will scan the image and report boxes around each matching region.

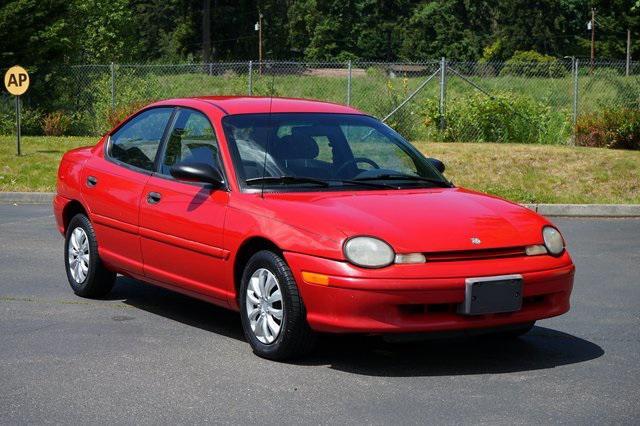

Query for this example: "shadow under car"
[106,276,603,376]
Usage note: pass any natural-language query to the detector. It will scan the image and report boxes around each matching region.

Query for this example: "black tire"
[64,213,115,298]
[488,321,535,339]
[239,250,316,360]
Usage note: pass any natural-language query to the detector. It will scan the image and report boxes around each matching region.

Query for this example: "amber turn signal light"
[301,271,330,286]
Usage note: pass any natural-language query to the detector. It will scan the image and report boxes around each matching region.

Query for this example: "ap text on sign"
[4,65,30,96]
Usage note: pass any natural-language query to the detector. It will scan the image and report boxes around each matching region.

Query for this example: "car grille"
[423,246,526,262]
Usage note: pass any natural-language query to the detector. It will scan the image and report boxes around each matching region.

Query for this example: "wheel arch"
[62,200,89,233]
[233,236,282,302]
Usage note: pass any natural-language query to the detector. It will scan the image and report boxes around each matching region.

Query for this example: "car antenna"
[260,96,274,199]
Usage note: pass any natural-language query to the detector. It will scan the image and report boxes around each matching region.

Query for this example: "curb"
[524,203,640,218]
[0,192,55,205]
[1,192,639,217]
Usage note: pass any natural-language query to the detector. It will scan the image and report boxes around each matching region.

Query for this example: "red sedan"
[54,97,574,360]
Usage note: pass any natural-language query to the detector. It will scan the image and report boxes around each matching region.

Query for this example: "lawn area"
[415,142,640,204]
[1,135,639,204]
[0,136,97,192]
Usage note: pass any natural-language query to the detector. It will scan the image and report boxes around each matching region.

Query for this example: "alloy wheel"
[68,227,90,283]
[245,268,283,344]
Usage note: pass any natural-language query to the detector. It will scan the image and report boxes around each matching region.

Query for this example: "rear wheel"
[64,214,115,298]
[239,250,316,360]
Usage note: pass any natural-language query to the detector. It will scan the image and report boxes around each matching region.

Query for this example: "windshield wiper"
[325,179,398,189]
[353,174,452,188]
[245,175,398,189]
[245,175,330,187]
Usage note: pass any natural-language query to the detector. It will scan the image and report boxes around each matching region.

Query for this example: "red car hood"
[263,188,548,253]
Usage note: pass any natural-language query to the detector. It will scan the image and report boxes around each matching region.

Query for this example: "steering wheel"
[335,157,381,176]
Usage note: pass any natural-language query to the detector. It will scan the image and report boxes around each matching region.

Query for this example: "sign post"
[4,66,30,156]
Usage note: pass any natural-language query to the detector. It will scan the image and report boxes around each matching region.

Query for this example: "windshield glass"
[222,113,449,191]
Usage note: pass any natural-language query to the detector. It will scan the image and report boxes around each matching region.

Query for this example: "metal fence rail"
[1,59,638,143]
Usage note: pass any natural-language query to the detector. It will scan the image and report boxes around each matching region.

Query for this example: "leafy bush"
[609,78,640,110]
[42,111,72,136]
[19,108,44,136]
[500,51,567,78]
[89,73,161,134]
[0,101,43,136]
[0,102,13,135]
[422,92,570,144]
[67,111,98,136]
[106,100,151,129]
[575,108,640,150]
[369,77,421,140]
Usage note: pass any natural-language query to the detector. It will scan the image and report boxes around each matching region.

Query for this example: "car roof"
[151,96,364,116]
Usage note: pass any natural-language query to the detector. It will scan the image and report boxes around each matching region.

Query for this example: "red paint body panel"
[151,96,363,116]
[140,176,231,304]
[284,251,573,332]
[81,144,150,275]
[53,96,576,335]
[254,188,549,255]
[53,194,70,234]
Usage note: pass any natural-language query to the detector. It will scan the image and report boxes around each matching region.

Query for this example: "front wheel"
[239,250,316,360]
[64,214,116,298]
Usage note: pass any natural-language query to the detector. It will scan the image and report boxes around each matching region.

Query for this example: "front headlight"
[542,226,565,255]
[344,236,395,268]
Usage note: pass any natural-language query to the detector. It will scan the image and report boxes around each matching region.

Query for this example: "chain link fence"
[1,59,638,143]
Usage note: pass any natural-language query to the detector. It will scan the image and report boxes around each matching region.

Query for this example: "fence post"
[439,57,447,131]
[209,63,213,76]
[626,29,631,77]
[347,60,352,106]
[110,62,116,109]
[572,58,579,145]
[248,60,253,95]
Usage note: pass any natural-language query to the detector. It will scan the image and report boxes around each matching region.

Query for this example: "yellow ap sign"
[4,65,30,96]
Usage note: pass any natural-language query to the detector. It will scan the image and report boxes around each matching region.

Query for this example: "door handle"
[147,192,162,204]
[86,176,98,187]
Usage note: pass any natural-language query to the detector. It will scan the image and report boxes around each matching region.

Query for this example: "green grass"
[418,141,640,204]
[1,135,639,204]
[105,71,638,115]
[0,136,95,192]
[40,67,637,138]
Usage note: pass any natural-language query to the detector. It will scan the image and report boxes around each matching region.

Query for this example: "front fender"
[224,204,345,261]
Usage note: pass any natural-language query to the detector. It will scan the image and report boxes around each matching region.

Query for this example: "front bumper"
[284,251,574,333]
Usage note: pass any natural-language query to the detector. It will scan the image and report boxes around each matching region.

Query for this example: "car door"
[139,108,231,303]
[82,107,174,275]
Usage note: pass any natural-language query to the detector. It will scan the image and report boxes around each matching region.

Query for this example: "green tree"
[73,0,140,63]
[353,0,414,61]
[0,0,76,67]
[131,0,193,61]
[487,0,586,61]
[586,0,640,60]
[1,0,638,65]
[288,0,317,58]
[303,0,362,60]
[399,0,493,61]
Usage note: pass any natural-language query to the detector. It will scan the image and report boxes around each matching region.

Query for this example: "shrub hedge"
[575,108,640,150]
[422,92,571,144]
[500,51,567,78]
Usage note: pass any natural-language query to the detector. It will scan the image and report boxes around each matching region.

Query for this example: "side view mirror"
[170,162,224,187]
[428,158,446,174]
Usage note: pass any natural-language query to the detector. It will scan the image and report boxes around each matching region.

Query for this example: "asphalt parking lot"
[0,204,638,424]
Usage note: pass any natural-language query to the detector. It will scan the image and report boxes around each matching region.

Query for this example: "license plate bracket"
[458,274,523,315]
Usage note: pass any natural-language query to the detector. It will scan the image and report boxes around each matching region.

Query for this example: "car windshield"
[222,113,450,191]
